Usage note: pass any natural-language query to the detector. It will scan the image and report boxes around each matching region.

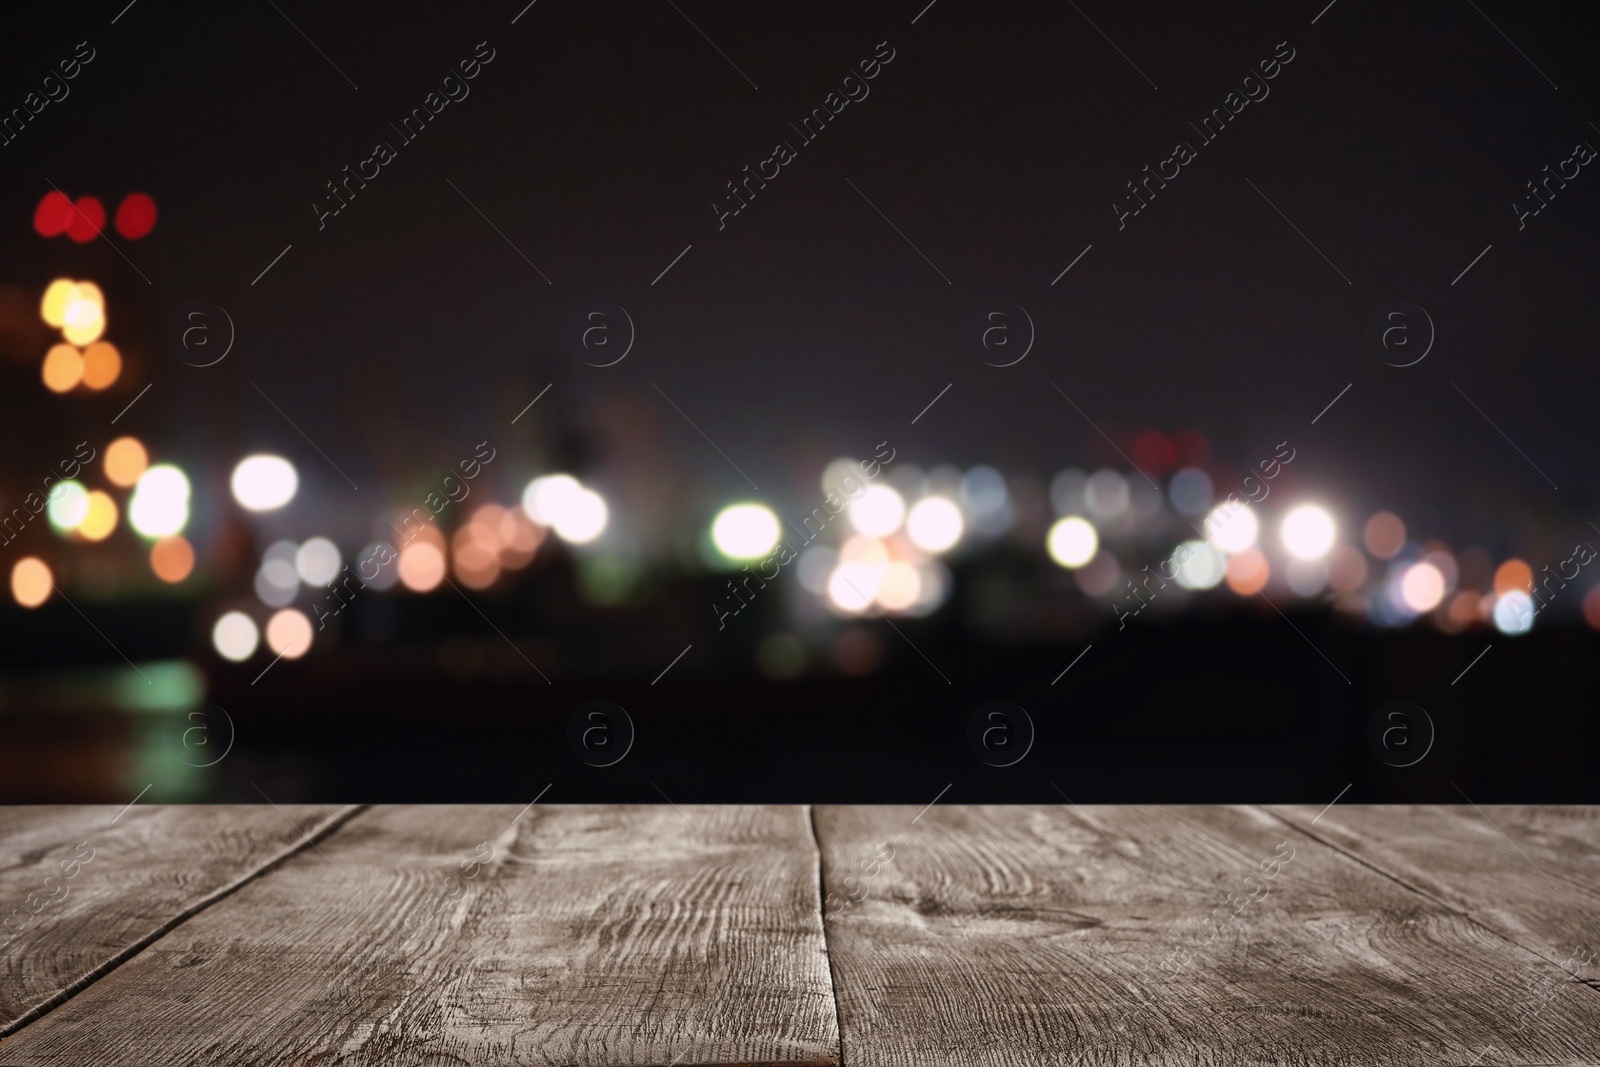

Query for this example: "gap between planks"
[1259,804,1600,1003]
[0,803,369,1042]
[807,803,848,1067]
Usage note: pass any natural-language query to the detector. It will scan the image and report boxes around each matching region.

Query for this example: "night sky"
[4,0,1598,551]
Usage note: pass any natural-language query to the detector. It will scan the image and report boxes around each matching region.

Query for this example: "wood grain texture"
[814,804,1600,1067]
[1269,804,1600,970]
[0,804,838,1067]
[0,804,353,1035]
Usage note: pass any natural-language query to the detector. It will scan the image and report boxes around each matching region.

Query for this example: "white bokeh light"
[1174,541,1225,590]
[849,485,906,538]
[1047,516,1098,569]
[231,455,298,512]
[1281,505,1336,561]
[827,562,883,613]
[212,612,260,662]
[128,464,191,538]
[46,480,90,531]
[1206,502,1258,554]
[523,475,608,544]
[906,497,963,553]
[295,537,342,586]
[1493,591,1534,635]
[711,503,780,560]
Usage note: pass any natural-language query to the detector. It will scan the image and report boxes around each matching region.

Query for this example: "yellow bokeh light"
[62,298,105,346]
[42,343,83,393]
[11,557,52,608]
[40,279,76,327]
[77,490,118,541]
[81,341,121,390]
[74,281,104,311]
[104,437,148,487]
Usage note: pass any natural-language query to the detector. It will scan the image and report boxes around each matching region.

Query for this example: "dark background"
[1,0,1597,804]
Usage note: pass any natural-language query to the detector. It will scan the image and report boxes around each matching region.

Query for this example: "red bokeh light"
[65,197,106,243]
[1173,429,1211,469]
[114,193,157,239]
[33,192,74,237]
[1130,430,1176,477]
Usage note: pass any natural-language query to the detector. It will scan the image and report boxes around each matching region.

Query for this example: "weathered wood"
[1269,804,1600,970]
[0,804,838,1067]
[0,804,354,1035]
[814,804,1600,1067]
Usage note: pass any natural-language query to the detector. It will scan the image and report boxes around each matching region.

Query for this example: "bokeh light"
[1494,559,1533,596]
[1168,468,1213,516]
[1174,541,1225,590]
[1207,502,1259,553]
[61,289,105,345]
[11,558,52,608]
[1492,591,1534,635]
[150,536,196,583]
[1584,587,1600,630]
[1225,547,1270,596]
[849,485,906,538]
[231,454,298,511]
[80,341,120,390]
[1364,511,1406,559]
[1046,516,1098,568]
[875,561,922,612]
[1399,561,1446,612]
[295,537,341,586]
[212,612,260,662]
[398,542,447,592]
[128,464,191,538]
[1326,545,1368,593]
[523,474,608,544]
[1084,469,1130,520]
[33,192,74,237]
[711,502,781,560]
[104,437,148,487]
[827,562,882,613]
[40,279,77,326]
[265,608,313,658]
[45,480,90,532]
[41,343,83,392]
[65,196,105,243]
[1281,505,1336,560]
[77,490,118,541]
[906,496,963,553]
[114,193,158,239]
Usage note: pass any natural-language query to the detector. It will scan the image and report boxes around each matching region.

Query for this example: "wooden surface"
[0,804,1595,1066]
[0,804,355,1036]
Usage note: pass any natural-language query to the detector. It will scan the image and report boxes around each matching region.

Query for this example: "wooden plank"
[814,804,1600,1067]
[1269,804,1600,969]
[0,804,354,1035]
[0,804,838,1067]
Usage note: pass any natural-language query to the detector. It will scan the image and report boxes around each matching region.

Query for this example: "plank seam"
[1256,805,1462,911]
[806,804,845,1067]
[0,803,370,1041]
[1258,805,1600,1006]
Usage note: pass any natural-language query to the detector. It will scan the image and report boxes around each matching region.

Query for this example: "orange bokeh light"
[150,536,195,583]
[42,343,83,392]
[11,557,52,608]
[1225,547,1270,596]
[104,437,148,487]
[80,341,121,390]
[398,542,446,592]
[1493,559,1533,596]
